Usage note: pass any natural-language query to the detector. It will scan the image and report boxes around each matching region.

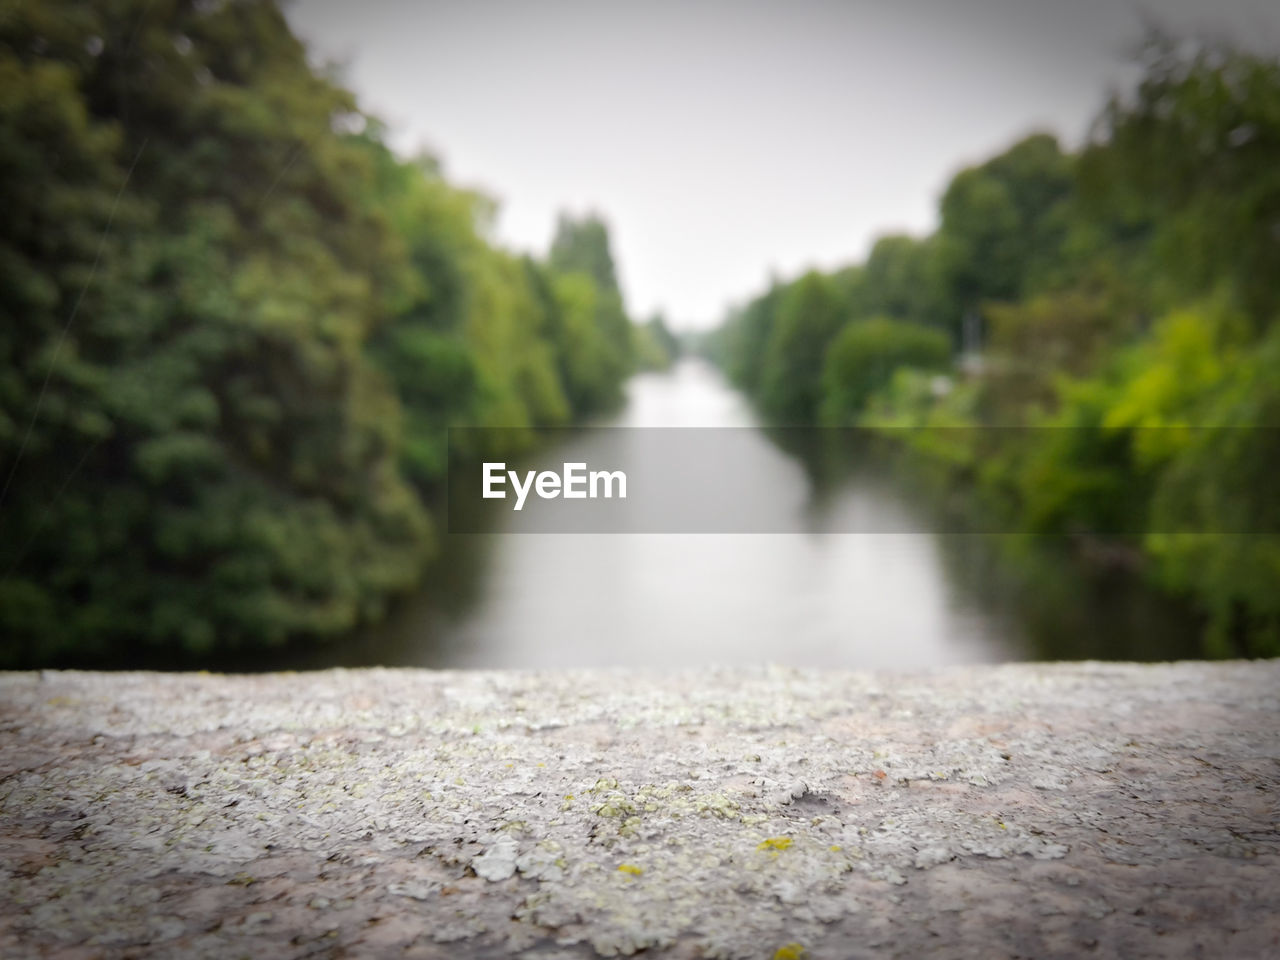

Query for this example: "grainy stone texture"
[1,662,1278,960]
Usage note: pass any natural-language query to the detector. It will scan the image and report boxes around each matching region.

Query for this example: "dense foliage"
[0,0,636,665]
[632,312,680,372]
[718,33,1280,657]
[821,319,950,425]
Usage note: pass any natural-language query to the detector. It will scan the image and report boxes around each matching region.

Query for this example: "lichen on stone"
[0,661,1277,958]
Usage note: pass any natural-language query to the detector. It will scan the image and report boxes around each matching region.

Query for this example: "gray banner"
[447,427,1280,534]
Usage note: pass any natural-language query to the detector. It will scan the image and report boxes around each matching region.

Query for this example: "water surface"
[343,359,1200,669]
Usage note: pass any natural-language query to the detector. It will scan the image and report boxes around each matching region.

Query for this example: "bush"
[821,319,951,424]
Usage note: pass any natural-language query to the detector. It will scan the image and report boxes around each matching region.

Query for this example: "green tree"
[547,213,632,409]
[936,133,1075,338]
[0,0,638,666]
[716,32,1280,658]
[550,213,620,294]
[854,234,946,328]
[0,0,432,663]
[632,312,679,371]
[725,280,783,394]
[821,319,951,424]
[758,272,847,422]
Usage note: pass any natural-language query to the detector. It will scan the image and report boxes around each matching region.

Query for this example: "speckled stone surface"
[1,662,1278,959]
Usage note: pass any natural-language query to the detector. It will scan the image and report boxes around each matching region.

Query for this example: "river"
[334,358,1201,670]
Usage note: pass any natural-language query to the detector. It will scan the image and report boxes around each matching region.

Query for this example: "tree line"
[716,32,1280,657]
[0,0,676,665]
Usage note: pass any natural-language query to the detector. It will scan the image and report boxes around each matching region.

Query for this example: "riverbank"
[2,661,1277,958]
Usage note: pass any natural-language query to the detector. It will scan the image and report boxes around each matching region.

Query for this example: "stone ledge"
[1,661,1278,959]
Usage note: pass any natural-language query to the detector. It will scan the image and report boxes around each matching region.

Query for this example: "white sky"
[286,0,1280,329]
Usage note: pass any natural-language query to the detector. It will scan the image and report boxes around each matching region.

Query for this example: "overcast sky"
[286,0,1280,329]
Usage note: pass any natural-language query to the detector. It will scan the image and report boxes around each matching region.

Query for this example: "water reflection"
[338,358,1202,670]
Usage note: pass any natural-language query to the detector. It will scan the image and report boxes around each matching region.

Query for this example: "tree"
[855,234,946,328]
[1081,31,1280,326]
[936,133,1075,338]
[0,0,638,665]
[632,312,679,371]
[820,319,951,424]
[725,281,783,394]
[550,213,620,295]
[0,0,433,662]
[547,213,632,409]
[758,272,847,422]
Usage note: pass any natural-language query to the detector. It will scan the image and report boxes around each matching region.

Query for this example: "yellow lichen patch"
[773,942,807,959]
[617,863,643,876]
[592,793,639,818]
[694,792,740,819]
[757,836,793,852]
[829,845,841,852]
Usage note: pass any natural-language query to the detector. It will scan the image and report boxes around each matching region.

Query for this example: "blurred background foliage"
[3,1,1277,666]
[0,0,674,665]
[716,31,1280,657]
